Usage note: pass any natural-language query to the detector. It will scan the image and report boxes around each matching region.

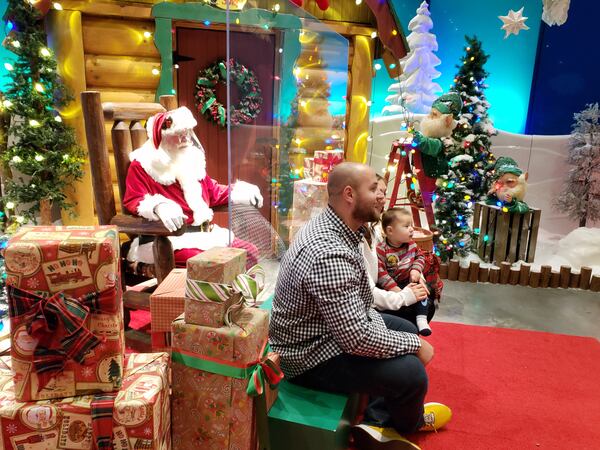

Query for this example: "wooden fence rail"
[439,261,600,292]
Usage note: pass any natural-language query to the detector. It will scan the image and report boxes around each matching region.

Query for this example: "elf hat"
[148,107,198,149]
[432,92,463,119]
[491,156,523,179]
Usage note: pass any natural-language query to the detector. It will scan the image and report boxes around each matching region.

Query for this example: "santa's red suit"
[123,107,260,267]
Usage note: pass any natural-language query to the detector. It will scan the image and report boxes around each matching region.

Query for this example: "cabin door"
[176,27,276,225]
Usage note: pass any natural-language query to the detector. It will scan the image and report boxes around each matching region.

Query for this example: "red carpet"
[408,322,600,449]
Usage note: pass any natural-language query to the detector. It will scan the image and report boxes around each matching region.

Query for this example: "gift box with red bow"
[171,308,282,450]
[4,226,124,401]
[313,149,344,182]
[0,352,170,450]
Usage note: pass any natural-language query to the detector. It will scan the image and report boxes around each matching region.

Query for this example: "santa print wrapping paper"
[3,226,124,402]
[170,308,269,450]
[0,353,170,450]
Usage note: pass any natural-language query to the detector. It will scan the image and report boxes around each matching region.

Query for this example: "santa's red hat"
[148,107,198,149]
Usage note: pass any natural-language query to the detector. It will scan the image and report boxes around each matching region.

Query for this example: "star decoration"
[498,7,530,38]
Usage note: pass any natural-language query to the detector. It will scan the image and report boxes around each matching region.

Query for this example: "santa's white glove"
[154,202,187,232]
[231,180,263,208]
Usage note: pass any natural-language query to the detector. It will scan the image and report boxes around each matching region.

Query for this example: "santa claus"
[123,106,263,267]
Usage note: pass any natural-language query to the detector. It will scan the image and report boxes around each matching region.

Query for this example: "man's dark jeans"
[289,313,427,433]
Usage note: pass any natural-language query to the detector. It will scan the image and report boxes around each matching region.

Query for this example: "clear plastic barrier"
[222,1,348,265]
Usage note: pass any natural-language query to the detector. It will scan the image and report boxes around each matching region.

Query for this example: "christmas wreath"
[195,59,262,127]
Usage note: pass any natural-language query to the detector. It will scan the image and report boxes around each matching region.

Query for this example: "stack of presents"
[289,149,344,241]
[2,226,281,450]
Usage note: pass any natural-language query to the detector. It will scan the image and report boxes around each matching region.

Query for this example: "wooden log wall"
[81,15,160,211]
[438,261,600,292]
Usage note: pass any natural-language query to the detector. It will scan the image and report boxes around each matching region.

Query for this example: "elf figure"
[486,156,530,213]
[123,106,263,267]
[410,92,463,226]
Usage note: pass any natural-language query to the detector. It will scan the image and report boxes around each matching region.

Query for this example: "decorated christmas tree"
[383,1,442,115]
[434,36,497,261]
[1,0,84,224]
[555,103,600,227]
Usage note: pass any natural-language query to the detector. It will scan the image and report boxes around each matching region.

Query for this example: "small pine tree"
[1,0,84,223]
[383,1,442,115]
[108,358,121,387]
[434,36,496,261]
[555,103,600,227]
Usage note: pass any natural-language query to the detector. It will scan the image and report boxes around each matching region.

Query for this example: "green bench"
[259,295,360,450]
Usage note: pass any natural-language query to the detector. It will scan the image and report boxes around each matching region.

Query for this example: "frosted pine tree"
[555,103,600,227]
[383,1,442,115]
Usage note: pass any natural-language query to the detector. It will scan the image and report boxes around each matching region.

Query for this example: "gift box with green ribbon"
[171,308,282,450]
[185,264,266,327]
[4,226,124,402]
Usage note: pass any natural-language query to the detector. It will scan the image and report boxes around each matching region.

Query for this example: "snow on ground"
[459,227,600,275]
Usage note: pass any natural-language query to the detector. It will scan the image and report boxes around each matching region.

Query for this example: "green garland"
[195,59,262,127]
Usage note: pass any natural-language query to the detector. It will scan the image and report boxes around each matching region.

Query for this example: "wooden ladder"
[383,139,436,228]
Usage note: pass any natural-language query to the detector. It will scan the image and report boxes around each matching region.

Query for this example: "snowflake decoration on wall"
[498,7,530,38]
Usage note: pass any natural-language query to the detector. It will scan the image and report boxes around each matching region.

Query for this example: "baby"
[376,207,442,335]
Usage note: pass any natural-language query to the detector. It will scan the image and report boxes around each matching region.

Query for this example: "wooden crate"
[473,202,541,264]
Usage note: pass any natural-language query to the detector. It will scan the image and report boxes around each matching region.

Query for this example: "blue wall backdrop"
[526,0,600,135]
[0,0,11,90]
[374,0,543,134]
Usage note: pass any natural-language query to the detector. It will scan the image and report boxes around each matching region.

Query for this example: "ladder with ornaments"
[383,138,436,228]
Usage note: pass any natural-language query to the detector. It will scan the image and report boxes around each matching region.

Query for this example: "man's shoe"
[420,402,452,432]
[351,424,421,450]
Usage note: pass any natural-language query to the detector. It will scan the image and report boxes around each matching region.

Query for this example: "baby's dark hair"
[381,207,412,230]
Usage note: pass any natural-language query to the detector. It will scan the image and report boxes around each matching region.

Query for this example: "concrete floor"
[260,258,600,340]
[438,281,600,339]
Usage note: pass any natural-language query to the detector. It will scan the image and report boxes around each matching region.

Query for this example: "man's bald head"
[327,162,374,199]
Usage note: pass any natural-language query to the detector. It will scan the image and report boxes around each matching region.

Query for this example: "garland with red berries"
[195,59,262,127]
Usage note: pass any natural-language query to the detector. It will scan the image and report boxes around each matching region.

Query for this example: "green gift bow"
[185,264,265,325]
[171,340,283,397]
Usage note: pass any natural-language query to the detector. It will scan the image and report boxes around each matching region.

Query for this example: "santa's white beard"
[160,141,207,183]
[160,141,213,225]
[420,115,455,138]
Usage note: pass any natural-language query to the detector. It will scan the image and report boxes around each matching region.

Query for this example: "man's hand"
[231,180,264,208]
[408,283,428,301]
[155,202,187,232]
[416,337,434,366]
[410,269,421,283]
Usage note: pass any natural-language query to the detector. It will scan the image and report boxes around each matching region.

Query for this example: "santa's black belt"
[138,222,212,245]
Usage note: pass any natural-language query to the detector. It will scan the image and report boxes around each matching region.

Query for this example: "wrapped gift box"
[185,247,248,328]
[0,353,170,450]
[184,288,241,328]
[186,247,247,284]
[4,226,124,401]
[303,157,315,180]
[291,179,328,224]
[171,308,272,450]
[150,269,186,351]
[313,149,343,182]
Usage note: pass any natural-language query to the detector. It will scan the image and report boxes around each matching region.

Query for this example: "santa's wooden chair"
[80,91,183,330]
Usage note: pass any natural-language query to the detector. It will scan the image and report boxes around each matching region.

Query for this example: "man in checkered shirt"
[269,162,451,446]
